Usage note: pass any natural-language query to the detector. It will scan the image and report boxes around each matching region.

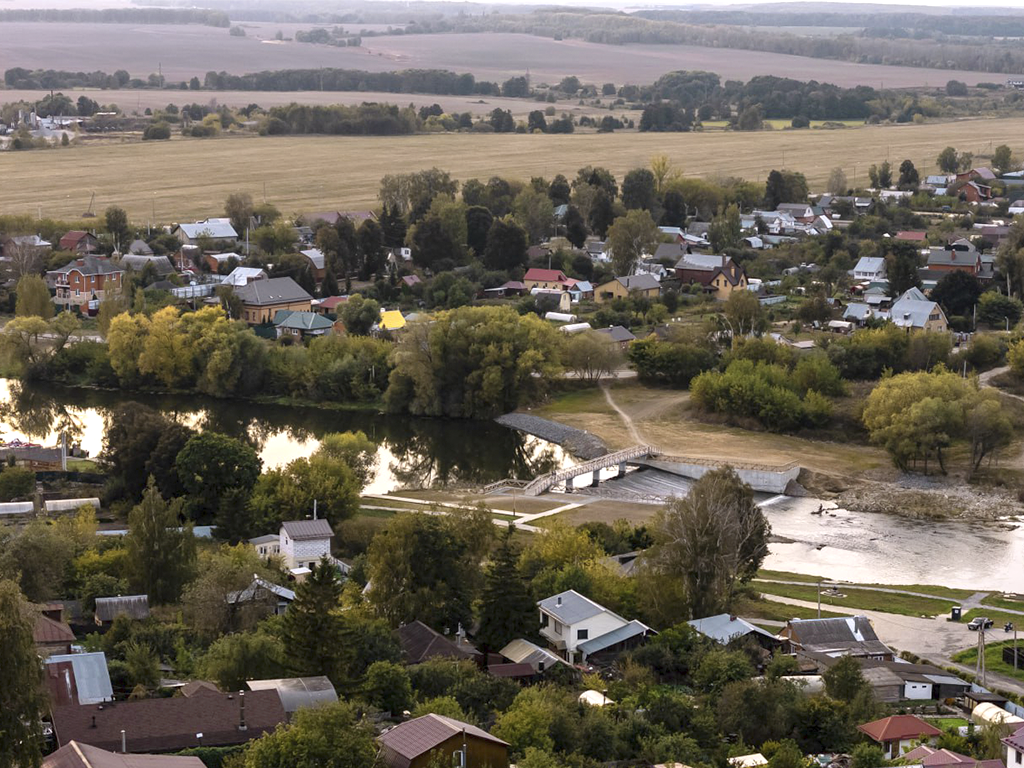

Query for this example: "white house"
[1002,723,1024,767]
[537,589,654,663]
[279,519,334,571]
[853,256,887,282]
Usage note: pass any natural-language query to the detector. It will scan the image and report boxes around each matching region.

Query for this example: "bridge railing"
[523,444,656,496]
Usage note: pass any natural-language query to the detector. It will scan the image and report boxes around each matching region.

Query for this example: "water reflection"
[0,380,572,493]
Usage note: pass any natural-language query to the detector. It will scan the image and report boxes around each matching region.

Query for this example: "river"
[2,380,1022,590]
[0,380,573,493]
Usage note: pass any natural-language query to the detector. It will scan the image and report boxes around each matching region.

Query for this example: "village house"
[903,745,1004,768]
[538,589,653,664]
[780,616,894,660]
[594,274,661,304]
[49,255,125,310]
[499,638,568,673]
[857,715,941,759]
[888,287,948,333]
[94,595,149,627]
[250,518,346,576]
[959,180,993,204]
[120,254,175,277]
[532,288,573,314]
[227,576,295,616]
[203,252,243,273]
[222,266,267,287]
[894,231,928,245]
[126,239,153,255]
[1002,723,1024,768]
[688,614,782,652]
[377,309,407,333]
[246,677,338,715]
[595,325,636,347]
[173,219,239,247]
[43,741,206,768]
[234,277,313,324]
[45,652,114,706]
[397,620,480,665]
[0,233,52,260]
[852,256,887,282]
[51,689,286,753]
[674,254,748,299]
[796,650,968,702]
[378,714,510,768]
[59,230,99,254]
[524,267,573,291]
[273,309,335,339]
[299,248,327,281]
[34,607,76,657]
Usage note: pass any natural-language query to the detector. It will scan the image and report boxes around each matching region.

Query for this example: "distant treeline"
[372,11,1024,75]
[0,7,229,25]
[202,67,501,94]
[5,68,133,90]
[263,102,419,135]
[642,10,1024,40]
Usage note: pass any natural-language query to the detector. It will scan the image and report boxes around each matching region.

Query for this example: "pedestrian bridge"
[522,445,657,497]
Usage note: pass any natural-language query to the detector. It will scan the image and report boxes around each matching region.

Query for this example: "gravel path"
[601,382,642,444]
[495,413,607,460]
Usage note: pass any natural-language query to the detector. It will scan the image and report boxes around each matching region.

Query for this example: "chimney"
[556,596,562,607]
[76,258,85,266]
[238,691,247,731]
[721,254,727,268]
[121,730,126,753]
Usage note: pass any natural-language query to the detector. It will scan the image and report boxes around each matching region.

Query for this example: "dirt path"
[601,382,642,444]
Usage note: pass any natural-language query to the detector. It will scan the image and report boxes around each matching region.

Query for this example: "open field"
[754,581,957,617]
[0,24,1010,88]
[757,570,975,600]
[0,88,629,121]
[4,117,1024,222]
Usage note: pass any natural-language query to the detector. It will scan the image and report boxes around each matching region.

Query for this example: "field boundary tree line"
[0,8,229,25]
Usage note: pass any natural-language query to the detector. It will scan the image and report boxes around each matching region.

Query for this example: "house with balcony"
[48,255,125,311]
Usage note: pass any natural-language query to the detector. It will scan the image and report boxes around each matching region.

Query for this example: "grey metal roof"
[299,248,325,270]
[235,277,312,306]
[121,255,174,276]
[273,310,334,332]
[176,220,238,240]
[843,303,873,322]
[227,577,295,605]
[787,616,892,656]
[596,325,636,344]
[538,589,609,625]
[889,296,943,329]
[45,652,113,705]
[94,595,149,622]
[280,519,333,541]
[854,256,885,273]
[674,253,729,271]
[927,248,979,267]
[615,274,661,292]
[499,638,565,670]
[688,614,778,645]
[126,239,153,255]
[246,676,337,713]
[578,619,652,655]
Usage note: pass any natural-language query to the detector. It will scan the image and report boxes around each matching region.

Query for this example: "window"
[553,620,562,636]
[1016,751,1021,765]
[577,629,588,640]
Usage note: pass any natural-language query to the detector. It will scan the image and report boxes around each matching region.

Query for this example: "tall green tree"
[884,241,922,298]
[125,479,197,604]
[607,209,658,276]
[993,145,1015,174]
[224,192,254,236]
[476,527,536,653]
[708,204,742,252]
[281,558,349,684]
[646,468,770,619]
[105,205,131,250]
[936,147,959,174]
[174,432,261,520]
[764,170,808,209]
[483,217,529,271]
[0,579,46,768]
[15,275,54,319]
[564,205,588,249]
[238,701,377,768]
[897,159,920,190]
[822,655,870,701]
[621,168,657,211]
[930,270,981,319]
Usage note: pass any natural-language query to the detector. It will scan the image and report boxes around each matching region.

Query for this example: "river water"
[2,380,1021,590]
[0,380,573,494]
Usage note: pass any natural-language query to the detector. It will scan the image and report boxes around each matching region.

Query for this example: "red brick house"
[58,231,99,254]
[49,255,125,310]
[926,239,981,275]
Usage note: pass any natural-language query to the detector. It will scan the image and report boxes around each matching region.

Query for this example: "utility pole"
[817,579,821,619]
[976,625,987,686]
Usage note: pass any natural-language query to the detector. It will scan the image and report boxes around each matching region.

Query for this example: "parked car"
[968,617,994,630]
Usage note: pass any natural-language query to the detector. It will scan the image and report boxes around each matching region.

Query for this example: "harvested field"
[4,116,1024,222]
[0,24,1008,88]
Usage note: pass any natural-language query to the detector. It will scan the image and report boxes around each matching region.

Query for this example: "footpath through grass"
[733,595,846,622]
[754,581,956,617]
[757,570,975,601]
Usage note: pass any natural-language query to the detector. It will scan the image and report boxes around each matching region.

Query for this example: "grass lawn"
[757,570,975,600]
[355,507,398,520]
[733,595,846,622]
[953,639,1024,684]
[754,581,955,617]
[983,594,1024,612]
[11,117,1024,222]
[928,717,969,730]
[963,607,1024,626]
[66,458,101,472]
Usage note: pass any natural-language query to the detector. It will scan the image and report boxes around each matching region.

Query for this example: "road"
[763,593,1024,696]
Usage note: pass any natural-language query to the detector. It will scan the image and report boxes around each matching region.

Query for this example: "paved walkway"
[762,593,1024,696]
[601,382,642,444]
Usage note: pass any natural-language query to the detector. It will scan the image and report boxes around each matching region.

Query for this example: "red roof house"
[59,231,99,253]
[895,231,927,243]
[523,268,571,290]
[857,715,942,759]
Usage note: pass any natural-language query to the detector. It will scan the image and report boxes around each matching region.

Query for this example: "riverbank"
[837,478,1024,521]
[495,412,607,460]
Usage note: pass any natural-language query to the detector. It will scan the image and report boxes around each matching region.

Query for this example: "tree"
[930,270,982,319]
[237,701,377,768]
[764,170,808,209]
[102,403,193,501]
[465,205,494,256]
[588,189,616,240]
[708,204,742,252]
[993,144,1015,174]
[224,192,254,237]
[201,631,286,690]
[339,294,381,336]
[937,147,959,174]
[0,579,46,768]
[411,216,456,270]
[978,291,1024,327]
[363,661,413,713]
[105,206,131,251]
[724,289,764,338]
[15,275,54,319]
[484,217,529,271]
[823,655,869,701]
[660,190,687,227]
[281,558,349,683]
[851,744,886,768]
[736,105,763,131]
[607,209,658,276]
[646,468,770,618]
[563,331,623,382]
[513,187,553,244]
[621,168,657,211]
[316,431,378,485]
[527,110,547,133]
[174,432,260,520]
[876,160,893,188]
[125,479,197,604]
[0,466,35,501]
[826,167,848,195]
[966,394,1013,479]
[564,206,588,249]
[248,452,360,533]
[476,527,536,653]
[897,159,920,190]
[885,241,922,298]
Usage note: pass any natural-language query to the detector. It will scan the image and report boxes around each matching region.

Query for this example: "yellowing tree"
[107,312,150,385]
[138,306,191,387]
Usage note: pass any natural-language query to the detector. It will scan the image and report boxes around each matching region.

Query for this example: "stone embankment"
[495,413,607,460]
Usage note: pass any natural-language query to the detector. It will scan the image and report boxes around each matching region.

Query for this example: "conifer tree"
[282,558,349,685]
[125,478,196,604]
[476,526,536,653]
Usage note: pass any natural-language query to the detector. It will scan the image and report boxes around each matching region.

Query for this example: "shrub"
[142,122,171,140]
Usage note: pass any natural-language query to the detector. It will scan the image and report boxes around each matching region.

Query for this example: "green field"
[733,595,846,622]
[5,116,1024,223]
[953,639,1024,684]
[757,570,975,600]
[755,581,956,617]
